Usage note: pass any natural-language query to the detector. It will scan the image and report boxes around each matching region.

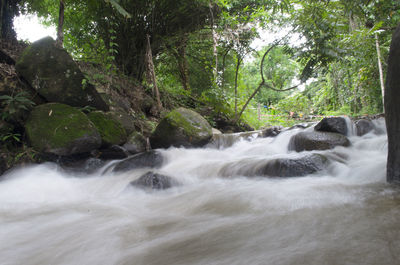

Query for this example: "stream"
[1,118,400,265]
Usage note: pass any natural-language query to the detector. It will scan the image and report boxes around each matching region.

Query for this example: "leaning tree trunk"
[385,23,400,183]
[375,33,385,110]
[145,34,162,112]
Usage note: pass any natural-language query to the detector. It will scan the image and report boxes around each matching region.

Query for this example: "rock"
[261,126,283,137]
[130,171,176,190]
[15,37,108,111]
[141,94,156,115]
[112,150,163,173]
[212,128,222,135]
[108,111,136,135]
[288,123,313,130]
[98,145,129,160]
[25,103,101,156]
[87,111,127,147]
[100,93,131,113]
[355,119,375,136]
[219,154,329,178]
[150,107,213,149]
[58,155,105,175]
[123,131,147,155]
[314,117,348,135]
[288,130,351,152]
[0,155,6,176]
[258,154,329,177]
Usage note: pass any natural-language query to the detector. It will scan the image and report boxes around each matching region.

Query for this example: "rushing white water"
[1,118,399,265]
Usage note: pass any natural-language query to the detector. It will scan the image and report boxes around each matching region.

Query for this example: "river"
[1,118,399,265]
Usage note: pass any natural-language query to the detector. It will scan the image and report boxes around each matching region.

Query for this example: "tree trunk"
[209,1,218,80]
[145,34,162,112]
[375,33,385,111]
[0,0,17,41]
[385,23,400,183]
[234,55,242,120]
[175,34,190,91]
[56,0,65,48]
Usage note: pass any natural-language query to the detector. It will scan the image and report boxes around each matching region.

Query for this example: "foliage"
[0,91,35,121]
[276,92,311,116]
[15,0,400,129]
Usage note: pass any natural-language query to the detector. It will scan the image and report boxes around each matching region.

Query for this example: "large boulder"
[150,107,213,149]
[15,37,108,111]
[289,130,351,152]
[130,171,177,190]
[219,154,329,178]
[25,103,101,156]
[123,131,147,155]
[314,117,348,135]
[108,111,136,135]
[87,111,127,147]
[112,151,163,173]
[355,119,374,136]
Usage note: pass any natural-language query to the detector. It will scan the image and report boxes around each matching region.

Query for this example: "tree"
[385,23,400,183]
[0,0,19,41]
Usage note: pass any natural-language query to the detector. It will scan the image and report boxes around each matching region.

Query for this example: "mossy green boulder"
[150,107,212,148]
[87,111,127,147]
[15,37,108,111]
[25,103,101,156]
[123,131,147,154]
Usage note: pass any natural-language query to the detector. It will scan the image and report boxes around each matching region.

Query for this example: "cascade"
[1,118,399,265]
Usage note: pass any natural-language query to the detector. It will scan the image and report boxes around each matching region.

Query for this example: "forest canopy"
[3,0,400,128]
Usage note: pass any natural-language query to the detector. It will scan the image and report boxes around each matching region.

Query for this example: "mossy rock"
[15,37,108,111]
[108,111,136,135]
[87,111,127,147]
[123,131,147,154]
[25,103,101,156]
[150,107,213,149]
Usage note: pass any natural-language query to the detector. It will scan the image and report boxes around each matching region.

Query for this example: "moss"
[150,107,212,148]
[25,103,101,155]
[15,37,108,111]
[87,111,127,147]
[165,108,212,136]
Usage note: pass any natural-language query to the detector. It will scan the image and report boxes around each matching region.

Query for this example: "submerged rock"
[130,171,176,190]
[15,37,108,111]
[258,154,329,177]
[261,126,283,137]
[59,157,106,175]
[150,107,213,149]
[288,130,351,152]
[315,117,348,136]
[219,154,329,178]
[112,151,163,173]
[355,119,375,136]
[25,103,101,156]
